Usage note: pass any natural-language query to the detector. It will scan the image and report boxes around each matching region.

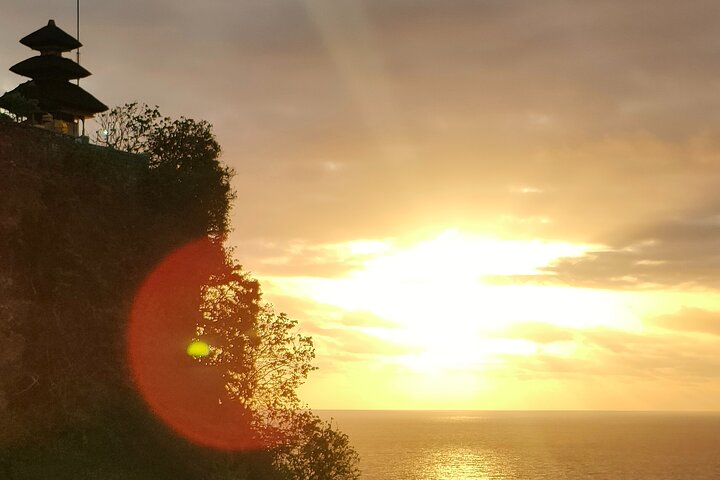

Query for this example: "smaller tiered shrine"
[0,19,107,136]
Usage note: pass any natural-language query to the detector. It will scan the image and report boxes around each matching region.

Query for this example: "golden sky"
[5,1,720,410]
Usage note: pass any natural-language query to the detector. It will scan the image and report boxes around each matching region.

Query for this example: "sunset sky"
[5,1,720,410]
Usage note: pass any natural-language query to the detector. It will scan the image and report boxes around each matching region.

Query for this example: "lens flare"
[187,340,210,358]
[126,237,269,451]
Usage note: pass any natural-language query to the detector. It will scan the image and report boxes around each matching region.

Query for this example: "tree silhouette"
[94,102,161,152]
[96,102,234,238]
[2,104,360,479]
[97,103,360,477]
[194,247,360,478]
[0,92,39,123]
[273,413,361,480]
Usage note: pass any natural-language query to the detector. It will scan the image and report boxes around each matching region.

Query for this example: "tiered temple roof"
[11,55,92,80]
[0,19,107,134]
[20,19,82,52]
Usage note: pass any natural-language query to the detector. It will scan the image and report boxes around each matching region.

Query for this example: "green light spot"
[187,340,210,357]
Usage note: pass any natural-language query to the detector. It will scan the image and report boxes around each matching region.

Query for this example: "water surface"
[318,410,720,479]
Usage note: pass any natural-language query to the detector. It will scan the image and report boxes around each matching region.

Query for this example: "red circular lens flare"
[127,238,265,451]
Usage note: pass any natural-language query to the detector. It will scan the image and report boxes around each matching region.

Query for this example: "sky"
[4,0,720,410]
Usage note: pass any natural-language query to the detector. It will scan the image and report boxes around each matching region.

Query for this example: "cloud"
[540,205,720,290]
[9,0,720,409]
[491,322,575,344]
[263,292,401,329]
[303,323,419,357]
[234,239,372,279]
[495,326,720,380]
[652,307,720,336]
[257,290,407,373]
[8,1,720,247]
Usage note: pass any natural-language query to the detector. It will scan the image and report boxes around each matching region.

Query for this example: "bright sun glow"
[265,229,638,373]
[262,228,720,408]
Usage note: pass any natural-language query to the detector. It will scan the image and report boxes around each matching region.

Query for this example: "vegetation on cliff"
[0,106,359,479]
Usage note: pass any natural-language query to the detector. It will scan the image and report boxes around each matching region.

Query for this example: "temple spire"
[0,19,107,137]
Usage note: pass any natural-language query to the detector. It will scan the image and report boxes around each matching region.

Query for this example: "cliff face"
[0,123,157,443]
[0,122,354,480]
[0,122,281,479]
[0,121,231,446]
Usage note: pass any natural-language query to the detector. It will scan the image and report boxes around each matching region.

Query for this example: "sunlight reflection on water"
[428,448,501,480]
[320,411,720,480]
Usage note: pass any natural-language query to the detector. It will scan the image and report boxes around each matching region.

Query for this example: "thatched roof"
[2,80,108,117]
[20,20,82,53]
[10,55,91,80]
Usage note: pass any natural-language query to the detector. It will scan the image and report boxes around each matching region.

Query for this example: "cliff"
[0,122,244,478]
[2,122,174,434]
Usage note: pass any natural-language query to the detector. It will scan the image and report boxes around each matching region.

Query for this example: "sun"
[266,229,635,362]
[264,228,698,407]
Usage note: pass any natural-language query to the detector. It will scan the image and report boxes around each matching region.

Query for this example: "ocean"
[318,410,720,480]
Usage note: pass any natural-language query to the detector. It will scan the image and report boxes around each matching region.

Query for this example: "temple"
[0,19,107,136]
